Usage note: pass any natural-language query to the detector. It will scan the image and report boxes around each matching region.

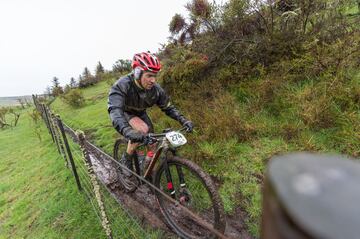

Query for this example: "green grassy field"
[0,108,162,239]
[0,109,107,239]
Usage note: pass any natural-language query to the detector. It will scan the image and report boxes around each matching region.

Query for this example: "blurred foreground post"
[262,153,360,239]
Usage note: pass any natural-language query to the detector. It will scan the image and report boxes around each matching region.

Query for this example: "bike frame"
[135,131,187,199]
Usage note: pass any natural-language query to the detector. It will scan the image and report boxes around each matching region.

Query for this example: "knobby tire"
[154,156,226,239]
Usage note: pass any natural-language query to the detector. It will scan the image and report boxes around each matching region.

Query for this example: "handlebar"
[148,126,187,138]
[138,127,188,146]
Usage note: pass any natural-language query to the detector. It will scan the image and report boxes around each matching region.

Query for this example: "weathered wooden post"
[261,153,360,239]
[46,109,61,155]
[41,104,55,142]
[52,113,68,166]
[56,115,82,191]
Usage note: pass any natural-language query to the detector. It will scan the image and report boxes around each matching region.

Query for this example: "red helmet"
[131,52,161,73]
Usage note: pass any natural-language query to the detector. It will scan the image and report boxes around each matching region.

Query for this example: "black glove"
[127,129,145,143]
[183,121,194,132]
[143,135,157,145]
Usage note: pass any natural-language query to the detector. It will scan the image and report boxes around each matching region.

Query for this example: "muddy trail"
[65,126,254,239]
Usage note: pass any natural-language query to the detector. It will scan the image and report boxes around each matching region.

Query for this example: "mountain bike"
[114,127,226,239]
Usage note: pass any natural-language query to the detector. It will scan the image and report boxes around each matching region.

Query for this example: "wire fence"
[32,94,230,239]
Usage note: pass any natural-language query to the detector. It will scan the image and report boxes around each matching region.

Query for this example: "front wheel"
[154,156,226,238]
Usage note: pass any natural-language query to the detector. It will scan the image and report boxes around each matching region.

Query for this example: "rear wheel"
[113,138,139,192]
[154,156,226,238]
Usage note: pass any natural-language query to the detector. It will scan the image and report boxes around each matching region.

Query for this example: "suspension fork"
[163,162,176,199]
[168,148,186,188]
[163,149,187,200]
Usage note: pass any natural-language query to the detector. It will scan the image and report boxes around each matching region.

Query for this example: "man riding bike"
[107,52,193,179]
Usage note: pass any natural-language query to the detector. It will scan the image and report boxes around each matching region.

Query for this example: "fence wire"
[32,95,229,239]
[61,117,154,239]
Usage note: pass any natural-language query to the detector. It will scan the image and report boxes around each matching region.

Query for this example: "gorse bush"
[159,48,209,95]
[64,89,85,108]
[156,2,360,235]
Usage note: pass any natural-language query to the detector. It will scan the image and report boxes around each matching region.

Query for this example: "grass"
[0,108,162,239]
[0,109,106,238]
[49,64,359,238]
[52,81,116,154]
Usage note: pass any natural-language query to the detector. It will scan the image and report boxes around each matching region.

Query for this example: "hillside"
[3,0,356,238]
[0,109,107,238]
[48,1,360,236]
[50,71,359,237]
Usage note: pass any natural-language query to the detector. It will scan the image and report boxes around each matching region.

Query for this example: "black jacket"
[108,74,187,136]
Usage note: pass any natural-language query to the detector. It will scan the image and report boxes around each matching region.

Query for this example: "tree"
[0,107,10,128]
[169,14,187,35]
[70,77,77,88]
[95,61,105,82]
[17,98,25,109]
[51,76,63,96]
[8,108,20,127]
[63,84,71,94]
[95,61,105,75]
[169,0,216,44]
[52,76,60,87]
[78,67,96,88]
[112,59,131,73]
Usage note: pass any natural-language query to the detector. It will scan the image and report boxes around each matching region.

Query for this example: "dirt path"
[64,126,253,238]
[87,142,254,239]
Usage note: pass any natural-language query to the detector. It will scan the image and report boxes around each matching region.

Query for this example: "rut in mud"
[89,144,253,238]
[65,126,253,239]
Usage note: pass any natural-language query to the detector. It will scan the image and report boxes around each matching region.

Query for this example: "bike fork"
[169,149,186,188]
[164,164,187,199]
[176,165,186,189]
[164,161,176,199]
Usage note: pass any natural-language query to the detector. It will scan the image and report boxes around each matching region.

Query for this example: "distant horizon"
[0,94,33,98]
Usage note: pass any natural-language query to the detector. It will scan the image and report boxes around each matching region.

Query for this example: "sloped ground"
[0,110,107,238]
[64,124,253,238]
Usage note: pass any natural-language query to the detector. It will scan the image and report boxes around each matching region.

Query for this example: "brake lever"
[179,126,187,132]
[143,135,158,146]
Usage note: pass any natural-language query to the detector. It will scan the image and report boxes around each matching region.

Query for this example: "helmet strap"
[134,67,145,89]
[134,67,143,80]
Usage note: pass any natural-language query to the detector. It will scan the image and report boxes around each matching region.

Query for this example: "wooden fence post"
[52,113,69,167]
[41,104,55,143]
[56,115,82,191]
[46,109,61,155]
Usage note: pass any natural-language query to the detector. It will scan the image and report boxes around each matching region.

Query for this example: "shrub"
[159,49,209,95]
[64,89,85,108]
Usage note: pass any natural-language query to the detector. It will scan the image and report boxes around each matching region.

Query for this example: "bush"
[64,89,85,108]
[159,49,209,95]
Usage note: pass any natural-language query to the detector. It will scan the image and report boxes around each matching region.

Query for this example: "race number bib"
[166,131,187,147]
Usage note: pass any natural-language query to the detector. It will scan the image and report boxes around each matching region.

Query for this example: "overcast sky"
[0,0,225,97]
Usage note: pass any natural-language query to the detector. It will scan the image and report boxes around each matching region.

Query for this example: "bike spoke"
[156,159,221,238]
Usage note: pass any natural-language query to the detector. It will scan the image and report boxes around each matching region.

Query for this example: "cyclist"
[108,52,193,178]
